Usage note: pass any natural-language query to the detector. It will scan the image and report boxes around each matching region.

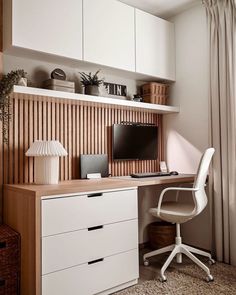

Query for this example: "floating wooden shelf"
[13,86,179,114]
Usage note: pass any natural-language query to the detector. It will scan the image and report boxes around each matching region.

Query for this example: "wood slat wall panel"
[0,0,4,222]
[1,94,164,186]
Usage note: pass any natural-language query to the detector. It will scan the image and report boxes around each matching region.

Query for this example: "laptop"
[80,154,109,179]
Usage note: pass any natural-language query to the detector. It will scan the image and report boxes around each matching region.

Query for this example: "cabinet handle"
[0,242,6,249]
[88,258,104,265]
[87,193,103,198]
[0,279,5,287]
[88,225,103,231]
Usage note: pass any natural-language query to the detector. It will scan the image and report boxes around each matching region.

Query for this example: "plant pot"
[18,77,27,87]
[85,85,99,96]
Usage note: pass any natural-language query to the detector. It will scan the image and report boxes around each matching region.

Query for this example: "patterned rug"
[115,259,236,295]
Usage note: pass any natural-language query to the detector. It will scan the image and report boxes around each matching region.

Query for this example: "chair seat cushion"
[149,201,195,223]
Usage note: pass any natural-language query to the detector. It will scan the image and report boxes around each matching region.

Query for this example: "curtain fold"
[203,0,236,265]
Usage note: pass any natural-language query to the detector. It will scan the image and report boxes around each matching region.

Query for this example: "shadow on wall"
[31,67,49,87]
[166,131,203,174]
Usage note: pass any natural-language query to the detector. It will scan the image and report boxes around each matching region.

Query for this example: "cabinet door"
[12,0,83,60]
[83,0,135,71]
[135,9,175,81]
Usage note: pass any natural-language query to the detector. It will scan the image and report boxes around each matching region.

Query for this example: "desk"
[4,174,194,295]
[4,174,195,196]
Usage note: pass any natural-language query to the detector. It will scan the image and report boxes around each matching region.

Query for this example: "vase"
[85,85,99,96]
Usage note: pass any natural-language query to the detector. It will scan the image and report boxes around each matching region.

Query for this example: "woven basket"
[0,225,20,295]
[141,82,169,105]
[0,270,19,295]
[148,221,175,249]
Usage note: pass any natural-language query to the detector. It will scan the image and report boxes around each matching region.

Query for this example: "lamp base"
[35,157,59,184]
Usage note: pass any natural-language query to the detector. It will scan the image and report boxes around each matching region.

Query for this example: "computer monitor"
[112,124,158,160]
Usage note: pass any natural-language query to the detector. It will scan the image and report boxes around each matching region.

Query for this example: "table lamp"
[26,140,68,184]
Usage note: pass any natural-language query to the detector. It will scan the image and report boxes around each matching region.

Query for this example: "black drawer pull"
[0,279,5,287]
[88,258,104,265]
[88,225,103,231]
[87,193,103,198]
[0,242,6,249]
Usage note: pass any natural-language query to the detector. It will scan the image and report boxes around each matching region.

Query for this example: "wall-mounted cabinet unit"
[3,0,175,82]
[83,0,135,72]
[135,9,175,81]
[4,0,83,60]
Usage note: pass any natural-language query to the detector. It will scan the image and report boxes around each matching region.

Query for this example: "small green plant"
[0,69,27,143]
[79,70,104,87]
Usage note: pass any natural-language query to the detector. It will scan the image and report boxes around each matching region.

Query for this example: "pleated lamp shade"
[26,140,68,157]
[26,141,68,184]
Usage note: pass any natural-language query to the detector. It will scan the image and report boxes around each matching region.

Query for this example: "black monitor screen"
[112,124,158,160]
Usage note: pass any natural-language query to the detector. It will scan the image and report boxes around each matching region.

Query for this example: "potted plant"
[79,70,104,96]
[0,69,27,143]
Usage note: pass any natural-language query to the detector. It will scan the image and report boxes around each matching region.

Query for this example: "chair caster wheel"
[159,275,167,282]
[144,259,149,266]
[208,259,216,265]
[206,275,214,282]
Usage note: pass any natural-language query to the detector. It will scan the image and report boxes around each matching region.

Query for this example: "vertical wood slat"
[23,99,29,183]
[64,103,68,180]
[14,98,19,184]
[0,0,4,222]
[1,95,163,189]
[28,99,34,183]
[18,97,24,184]
[72,104,76,179]
[68,103,72,180]
[76,105,80,179]
[8,99,13,184]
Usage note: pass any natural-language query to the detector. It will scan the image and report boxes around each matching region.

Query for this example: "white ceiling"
[119,0,199,18]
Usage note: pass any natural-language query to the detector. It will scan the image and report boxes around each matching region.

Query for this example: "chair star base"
[143,224,215,282]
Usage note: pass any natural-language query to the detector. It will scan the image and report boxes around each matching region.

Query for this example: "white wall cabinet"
[135,9,175,81]
[4,0,175,81]
[4,0,83,60]
[83,0,135,72]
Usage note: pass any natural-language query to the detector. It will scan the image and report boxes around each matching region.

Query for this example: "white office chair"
[143,148,215,282]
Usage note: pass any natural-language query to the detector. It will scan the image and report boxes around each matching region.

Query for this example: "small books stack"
[42,79,75,93]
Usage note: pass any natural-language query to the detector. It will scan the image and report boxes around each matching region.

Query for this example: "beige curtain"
[203,0,236,265]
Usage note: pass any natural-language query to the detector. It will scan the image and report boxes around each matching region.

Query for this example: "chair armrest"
[156,187,199,216]
[175,183,199,201]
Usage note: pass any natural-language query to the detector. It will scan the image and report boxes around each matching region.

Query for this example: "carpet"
[115,260,236,295]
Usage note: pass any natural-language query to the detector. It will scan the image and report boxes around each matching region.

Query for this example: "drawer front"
[42,249,139,295]
[42,189,137,236]
[42,219,138,275]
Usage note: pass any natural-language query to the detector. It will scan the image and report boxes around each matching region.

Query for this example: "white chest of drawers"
[41,188,139,295]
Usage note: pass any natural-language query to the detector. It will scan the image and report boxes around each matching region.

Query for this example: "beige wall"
[3,54,144,99]
[164,4,211,250]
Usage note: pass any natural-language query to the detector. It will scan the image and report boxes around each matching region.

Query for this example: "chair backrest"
[192,148,215,215]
